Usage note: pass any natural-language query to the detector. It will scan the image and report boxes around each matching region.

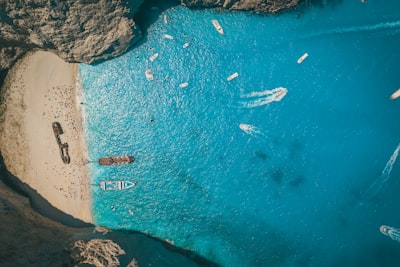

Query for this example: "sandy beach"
[0,50,92,223]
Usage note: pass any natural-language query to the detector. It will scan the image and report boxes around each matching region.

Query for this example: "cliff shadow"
[133,0,178,39]
[112,230,220,267]
[0,69,8,89]
[0,153,92,228]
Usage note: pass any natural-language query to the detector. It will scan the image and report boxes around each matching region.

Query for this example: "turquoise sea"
[79,1,400,266]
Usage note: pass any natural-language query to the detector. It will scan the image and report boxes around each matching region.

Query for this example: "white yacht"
[150,53,159,62]
[390,88,400,100]
[212,19,224,35]
[164,34,174,40]
[297,53,309,64]
[145,69,154,81]
[227,72,238,81]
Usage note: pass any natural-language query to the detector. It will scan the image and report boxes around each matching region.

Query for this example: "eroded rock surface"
[179,0,299,13]
[0,0,300,72]
[0,0,143,71]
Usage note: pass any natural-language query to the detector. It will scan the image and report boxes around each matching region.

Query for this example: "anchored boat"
[297,53,309,64]
[390,88,400,100]
[211,19,224,35]
[99,180,136,191]
[98,155,134,166]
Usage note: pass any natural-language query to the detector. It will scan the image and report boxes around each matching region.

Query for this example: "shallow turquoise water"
[79,1,400,266]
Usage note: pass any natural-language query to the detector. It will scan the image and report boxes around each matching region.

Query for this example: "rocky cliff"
[0,0,300,72]
[179,0,299,13]
[0,0,143,71]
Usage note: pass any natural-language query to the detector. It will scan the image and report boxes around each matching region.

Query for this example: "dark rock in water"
[254,150,268,161]
[0,0,144,71]
[289,175,305,188]
[179,0,299,13]
[271,168,284,184]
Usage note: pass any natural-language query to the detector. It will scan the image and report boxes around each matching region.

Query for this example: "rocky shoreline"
[0,0,301,266]
[0,0,301,73]
[180,0,299,13]
[0,175,218,266]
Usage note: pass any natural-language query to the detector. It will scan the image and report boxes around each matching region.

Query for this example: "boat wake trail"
[240,87,287,108]
[305,20,400,39]
[364,143,400,200]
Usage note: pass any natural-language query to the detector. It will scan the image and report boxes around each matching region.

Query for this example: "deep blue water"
[79,1,400,266]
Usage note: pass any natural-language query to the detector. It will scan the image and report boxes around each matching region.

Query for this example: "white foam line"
[306,20,400,39]
[365,143,400,198]
[241,89,274,98]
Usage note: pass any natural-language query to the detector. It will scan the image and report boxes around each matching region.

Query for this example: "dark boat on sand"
[98,155,134,166]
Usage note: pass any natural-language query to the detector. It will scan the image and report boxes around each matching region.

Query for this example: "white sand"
[0,50,92,223]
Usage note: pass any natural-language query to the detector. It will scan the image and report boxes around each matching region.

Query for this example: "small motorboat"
[212,19,224,35]
[179,82,189,88]
[297,53,309,64]
[227,72,238,81]
[390,88,400,100]
[164,34,174,40]
[145,69,154,81]
[150,53,159,62]
[99,180,136,191]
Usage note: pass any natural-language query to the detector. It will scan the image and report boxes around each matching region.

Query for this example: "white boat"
[182,42,190,49]
[179,82,189,88]
[150,53,159,62]
[164,34,174,40]
[99,180,136,191]
[164,14,168,24]
[145,69,154,81]
[227,72,238,81]
[211,19,224,35]
[297,53,309,64]
[271,87,288,101]
[390,88,400,100]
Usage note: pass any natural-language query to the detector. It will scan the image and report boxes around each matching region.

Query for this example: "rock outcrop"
[0,0,301,73]
[179,0,299,13]
[0,0,144,71]
[0,178,217,266]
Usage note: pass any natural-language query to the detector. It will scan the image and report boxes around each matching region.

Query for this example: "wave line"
[364,143,400,199]
[306,20,400,39]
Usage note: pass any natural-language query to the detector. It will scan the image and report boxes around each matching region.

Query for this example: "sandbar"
[0,50,92,223]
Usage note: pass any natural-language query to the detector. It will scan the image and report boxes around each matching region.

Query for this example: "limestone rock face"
[180,0,299,13]
[0,0,144,71]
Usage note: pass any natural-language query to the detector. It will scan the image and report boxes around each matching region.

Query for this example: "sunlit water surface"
[79,1,400,266]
